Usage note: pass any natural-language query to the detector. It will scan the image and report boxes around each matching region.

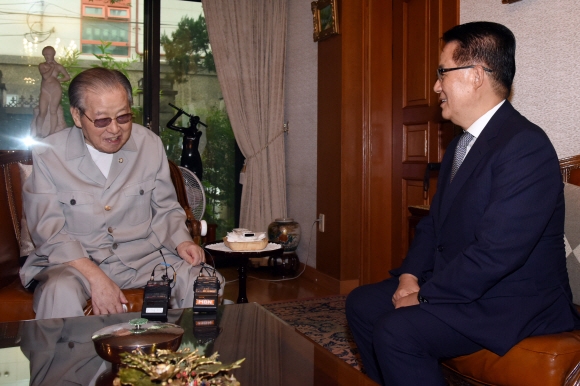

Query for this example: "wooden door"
[390,0,459,269]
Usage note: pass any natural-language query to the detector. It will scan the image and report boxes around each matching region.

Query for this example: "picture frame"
[311,0,339,42]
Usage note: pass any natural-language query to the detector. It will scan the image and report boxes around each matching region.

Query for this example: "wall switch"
[318,214,325,232]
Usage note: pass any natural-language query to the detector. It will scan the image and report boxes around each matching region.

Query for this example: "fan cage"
[178,166,206,221]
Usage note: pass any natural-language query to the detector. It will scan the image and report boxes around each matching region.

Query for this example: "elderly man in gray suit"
[20,67,223,319]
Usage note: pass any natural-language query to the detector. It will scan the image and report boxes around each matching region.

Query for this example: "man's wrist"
[417,292,428,303]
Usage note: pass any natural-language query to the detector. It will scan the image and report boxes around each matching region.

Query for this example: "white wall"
[284,0,318,267]
[461,0,580,158]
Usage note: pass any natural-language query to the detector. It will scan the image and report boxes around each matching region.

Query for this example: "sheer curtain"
[202,0,287,233]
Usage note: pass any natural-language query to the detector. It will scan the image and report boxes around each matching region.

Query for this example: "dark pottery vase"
[267,218,301,254]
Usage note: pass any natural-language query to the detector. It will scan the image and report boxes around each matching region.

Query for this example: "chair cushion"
[0,276,144,322]
[0,278,36,322]
[442,331,580,386]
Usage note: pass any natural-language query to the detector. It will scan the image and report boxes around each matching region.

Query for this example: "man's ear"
[70,107,82,128]
[472,65,486,89]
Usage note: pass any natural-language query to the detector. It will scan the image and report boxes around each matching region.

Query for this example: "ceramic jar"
[267,218,301,254]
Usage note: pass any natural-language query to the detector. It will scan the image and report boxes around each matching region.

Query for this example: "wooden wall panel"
[364,0,394,284]
[390,0,459,270]
[316,0,365,284]
[402,178,427,248]
[317,32,343,280]
[403,0,429,107]
[339,0,364,282]
[315,0,458,288]
[403,124,428,162]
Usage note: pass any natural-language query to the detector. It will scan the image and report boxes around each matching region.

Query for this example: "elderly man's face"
[71,85,132,153]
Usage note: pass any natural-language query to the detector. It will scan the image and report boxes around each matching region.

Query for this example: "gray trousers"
[32,249,224,319]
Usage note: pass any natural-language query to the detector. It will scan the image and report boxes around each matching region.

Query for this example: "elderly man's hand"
[90,274,129,315]
[177,241,205,266]
[67,257,128,315]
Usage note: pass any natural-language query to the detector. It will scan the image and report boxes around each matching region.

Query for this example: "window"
[81,0,130,56]
[0,0,237,237]
[158,1,237,238]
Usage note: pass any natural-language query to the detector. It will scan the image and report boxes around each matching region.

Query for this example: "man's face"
[71,85,132,154]
[433,41,475,129]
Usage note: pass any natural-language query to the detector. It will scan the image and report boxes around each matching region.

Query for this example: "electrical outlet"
[318,214,325,232]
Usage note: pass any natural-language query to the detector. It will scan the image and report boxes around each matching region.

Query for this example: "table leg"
[237,258,249,303]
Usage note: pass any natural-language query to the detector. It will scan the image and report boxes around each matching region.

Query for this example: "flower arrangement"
[113,347,244,386]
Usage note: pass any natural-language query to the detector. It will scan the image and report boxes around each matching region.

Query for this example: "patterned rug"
[263,295,363,371]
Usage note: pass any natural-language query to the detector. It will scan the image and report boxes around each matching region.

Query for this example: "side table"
[204,241,283,303]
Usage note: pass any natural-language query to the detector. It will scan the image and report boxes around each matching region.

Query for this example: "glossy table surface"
[0,303,376,386]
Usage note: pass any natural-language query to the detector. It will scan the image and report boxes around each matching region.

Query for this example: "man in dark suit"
[346,21,579,385]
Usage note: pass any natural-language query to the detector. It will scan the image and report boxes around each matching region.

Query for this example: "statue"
[167,103,207,180]
[31,46,70,138]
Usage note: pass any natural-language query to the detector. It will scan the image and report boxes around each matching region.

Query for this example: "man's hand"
[392,273,420,306]
[394,292,420,309]
[88,273,129,315]
[177,241,205,266]
[66,258,128,315]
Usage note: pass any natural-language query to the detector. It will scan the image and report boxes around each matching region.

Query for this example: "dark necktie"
[450,131,474,181]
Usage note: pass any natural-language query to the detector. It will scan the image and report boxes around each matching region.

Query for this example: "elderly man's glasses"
[437,65,493,81]
[82,111,133,128]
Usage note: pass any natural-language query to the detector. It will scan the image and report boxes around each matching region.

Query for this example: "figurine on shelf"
[167,103,207,180]
[31,45,70,138]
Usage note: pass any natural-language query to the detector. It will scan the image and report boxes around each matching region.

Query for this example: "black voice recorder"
[193,275,220,313]
[141,279,171,322]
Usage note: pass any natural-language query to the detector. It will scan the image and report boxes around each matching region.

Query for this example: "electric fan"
[178,166,206,221]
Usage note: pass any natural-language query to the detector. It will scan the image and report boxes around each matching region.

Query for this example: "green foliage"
[91,41,137,79]
[160,127,183,164]
[201,108,236,239]
[59,48,82,127]
[160,15,215,84]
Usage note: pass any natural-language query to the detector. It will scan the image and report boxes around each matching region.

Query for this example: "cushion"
[18,163,35,258]
[442,331,580,386]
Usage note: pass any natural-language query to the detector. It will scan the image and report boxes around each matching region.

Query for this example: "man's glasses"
[82,111,133,128]
[437,65,493,81]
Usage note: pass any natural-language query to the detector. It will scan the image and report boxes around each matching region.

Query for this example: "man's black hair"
[443,21,516,99]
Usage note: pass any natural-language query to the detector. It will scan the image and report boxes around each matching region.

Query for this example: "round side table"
[204,241,283,303]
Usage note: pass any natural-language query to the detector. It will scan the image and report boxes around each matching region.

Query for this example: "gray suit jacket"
[20,124,191,286]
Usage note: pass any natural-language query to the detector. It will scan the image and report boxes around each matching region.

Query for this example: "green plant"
[160,15,215,84]
[91,41,136,79]
[160,127,183,164]
[201,108,236,239]
[59,47,82,127]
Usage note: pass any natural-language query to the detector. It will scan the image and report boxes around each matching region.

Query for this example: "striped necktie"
[450,131,474,181]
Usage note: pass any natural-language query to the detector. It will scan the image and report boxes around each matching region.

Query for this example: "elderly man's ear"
[70,107,83,128]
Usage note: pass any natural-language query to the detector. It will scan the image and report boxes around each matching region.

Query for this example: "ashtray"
[92,318,184,364]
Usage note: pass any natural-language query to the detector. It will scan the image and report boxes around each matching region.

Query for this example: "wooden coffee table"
[0,303,377,385]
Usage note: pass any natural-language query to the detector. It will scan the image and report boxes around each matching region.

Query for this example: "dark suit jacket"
[393,101,579,356]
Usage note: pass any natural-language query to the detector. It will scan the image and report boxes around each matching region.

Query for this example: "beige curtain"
[202,0,288,233]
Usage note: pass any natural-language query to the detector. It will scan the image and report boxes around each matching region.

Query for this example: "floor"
[217,259,338,305]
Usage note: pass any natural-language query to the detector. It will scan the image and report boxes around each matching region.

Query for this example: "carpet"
[263,295,363,371]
